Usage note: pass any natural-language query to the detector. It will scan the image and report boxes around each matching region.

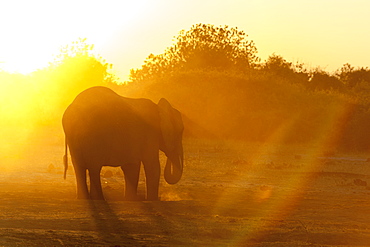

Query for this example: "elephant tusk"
[166,158,173,174]
[164,156,182,185]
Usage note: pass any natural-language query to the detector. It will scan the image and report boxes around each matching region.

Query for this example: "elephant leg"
[88,167,104,200]
[143,158,160,201]
[122,163,140,201]
[73,164,89,200]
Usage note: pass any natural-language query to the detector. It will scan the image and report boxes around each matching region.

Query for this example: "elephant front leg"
[73,165,89,199]
[88,167,105,200]
[122,163,140,201]
[143,159,160,201]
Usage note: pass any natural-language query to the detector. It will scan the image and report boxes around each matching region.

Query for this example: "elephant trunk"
[164,149,183,185]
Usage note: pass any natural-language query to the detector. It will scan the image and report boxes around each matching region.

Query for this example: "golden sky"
[0,0,369,81]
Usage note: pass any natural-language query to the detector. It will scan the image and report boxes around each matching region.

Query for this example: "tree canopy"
[124,23,370,151]
[129,24,259,82]
[0,38,117,125]
[2,23,370,151]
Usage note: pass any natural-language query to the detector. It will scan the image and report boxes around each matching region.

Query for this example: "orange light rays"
[210,99,354,245]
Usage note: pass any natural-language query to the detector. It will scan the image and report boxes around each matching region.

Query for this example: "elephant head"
[158,98,184,185]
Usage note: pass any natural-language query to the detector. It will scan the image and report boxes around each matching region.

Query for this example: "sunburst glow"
[0,0,369,245]
[208,97,357,244]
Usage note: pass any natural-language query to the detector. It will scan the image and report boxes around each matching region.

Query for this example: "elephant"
[62,86,184,200]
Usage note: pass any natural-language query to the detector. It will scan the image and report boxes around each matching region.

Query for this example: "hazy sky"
[0,0,369,81]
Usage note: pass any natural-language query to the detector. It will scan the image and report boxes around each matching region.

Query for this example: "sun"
[0,53,52,75]
[0,5,59,74]
[0,35,42,74]
[0,0,159,76]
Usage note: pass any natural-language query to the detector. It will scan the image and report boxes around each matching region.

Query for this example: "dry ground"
[1,127,370,246]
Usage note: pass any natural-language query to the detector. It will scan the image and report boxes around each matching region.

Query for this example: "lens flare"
[209,98,354,244]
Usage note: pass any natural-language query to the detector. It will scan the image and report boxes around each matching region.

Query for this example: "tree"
[337,63,370,88]
[32,38,118,123]
[129,24,259,82]
[48,38,117,99]
[308,69,344,91]
[263,54,295,77]
[50,38,116,87]
[262,54,308,84]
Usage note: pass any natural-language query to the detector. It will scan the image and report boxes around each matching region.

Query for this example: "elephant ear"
[158,98,176,153]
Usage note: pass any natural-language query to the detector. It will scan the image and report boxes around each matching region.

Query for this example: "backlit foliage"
[0,38,116,125]
[126,24,370,151]
[129,24,259,82]
[46,38,115,107]
[2,24,370,151]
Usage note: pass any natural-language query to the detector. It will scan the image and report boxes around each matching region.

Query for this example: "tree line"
[1,25,370,151]
[129,24,370,95]
[126,24,370,152]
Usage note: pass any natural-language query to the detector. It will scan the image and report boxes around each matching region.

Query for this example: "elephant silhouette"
[62,86,184,200]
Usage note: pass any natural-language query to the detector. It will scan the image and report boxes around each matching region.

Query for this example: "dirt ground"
[1,127,370,246]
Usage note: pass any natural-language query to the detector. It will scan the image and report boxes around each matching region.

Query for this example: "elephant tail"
[63,137,68,180]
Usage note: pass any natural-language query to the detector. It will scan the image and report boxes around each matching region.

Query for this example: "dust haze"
[1,27,370,246]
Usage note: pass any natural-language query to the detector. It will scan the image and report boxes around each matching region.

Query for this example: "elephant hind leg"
[88,167,105,200]
[73,164,89,199]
